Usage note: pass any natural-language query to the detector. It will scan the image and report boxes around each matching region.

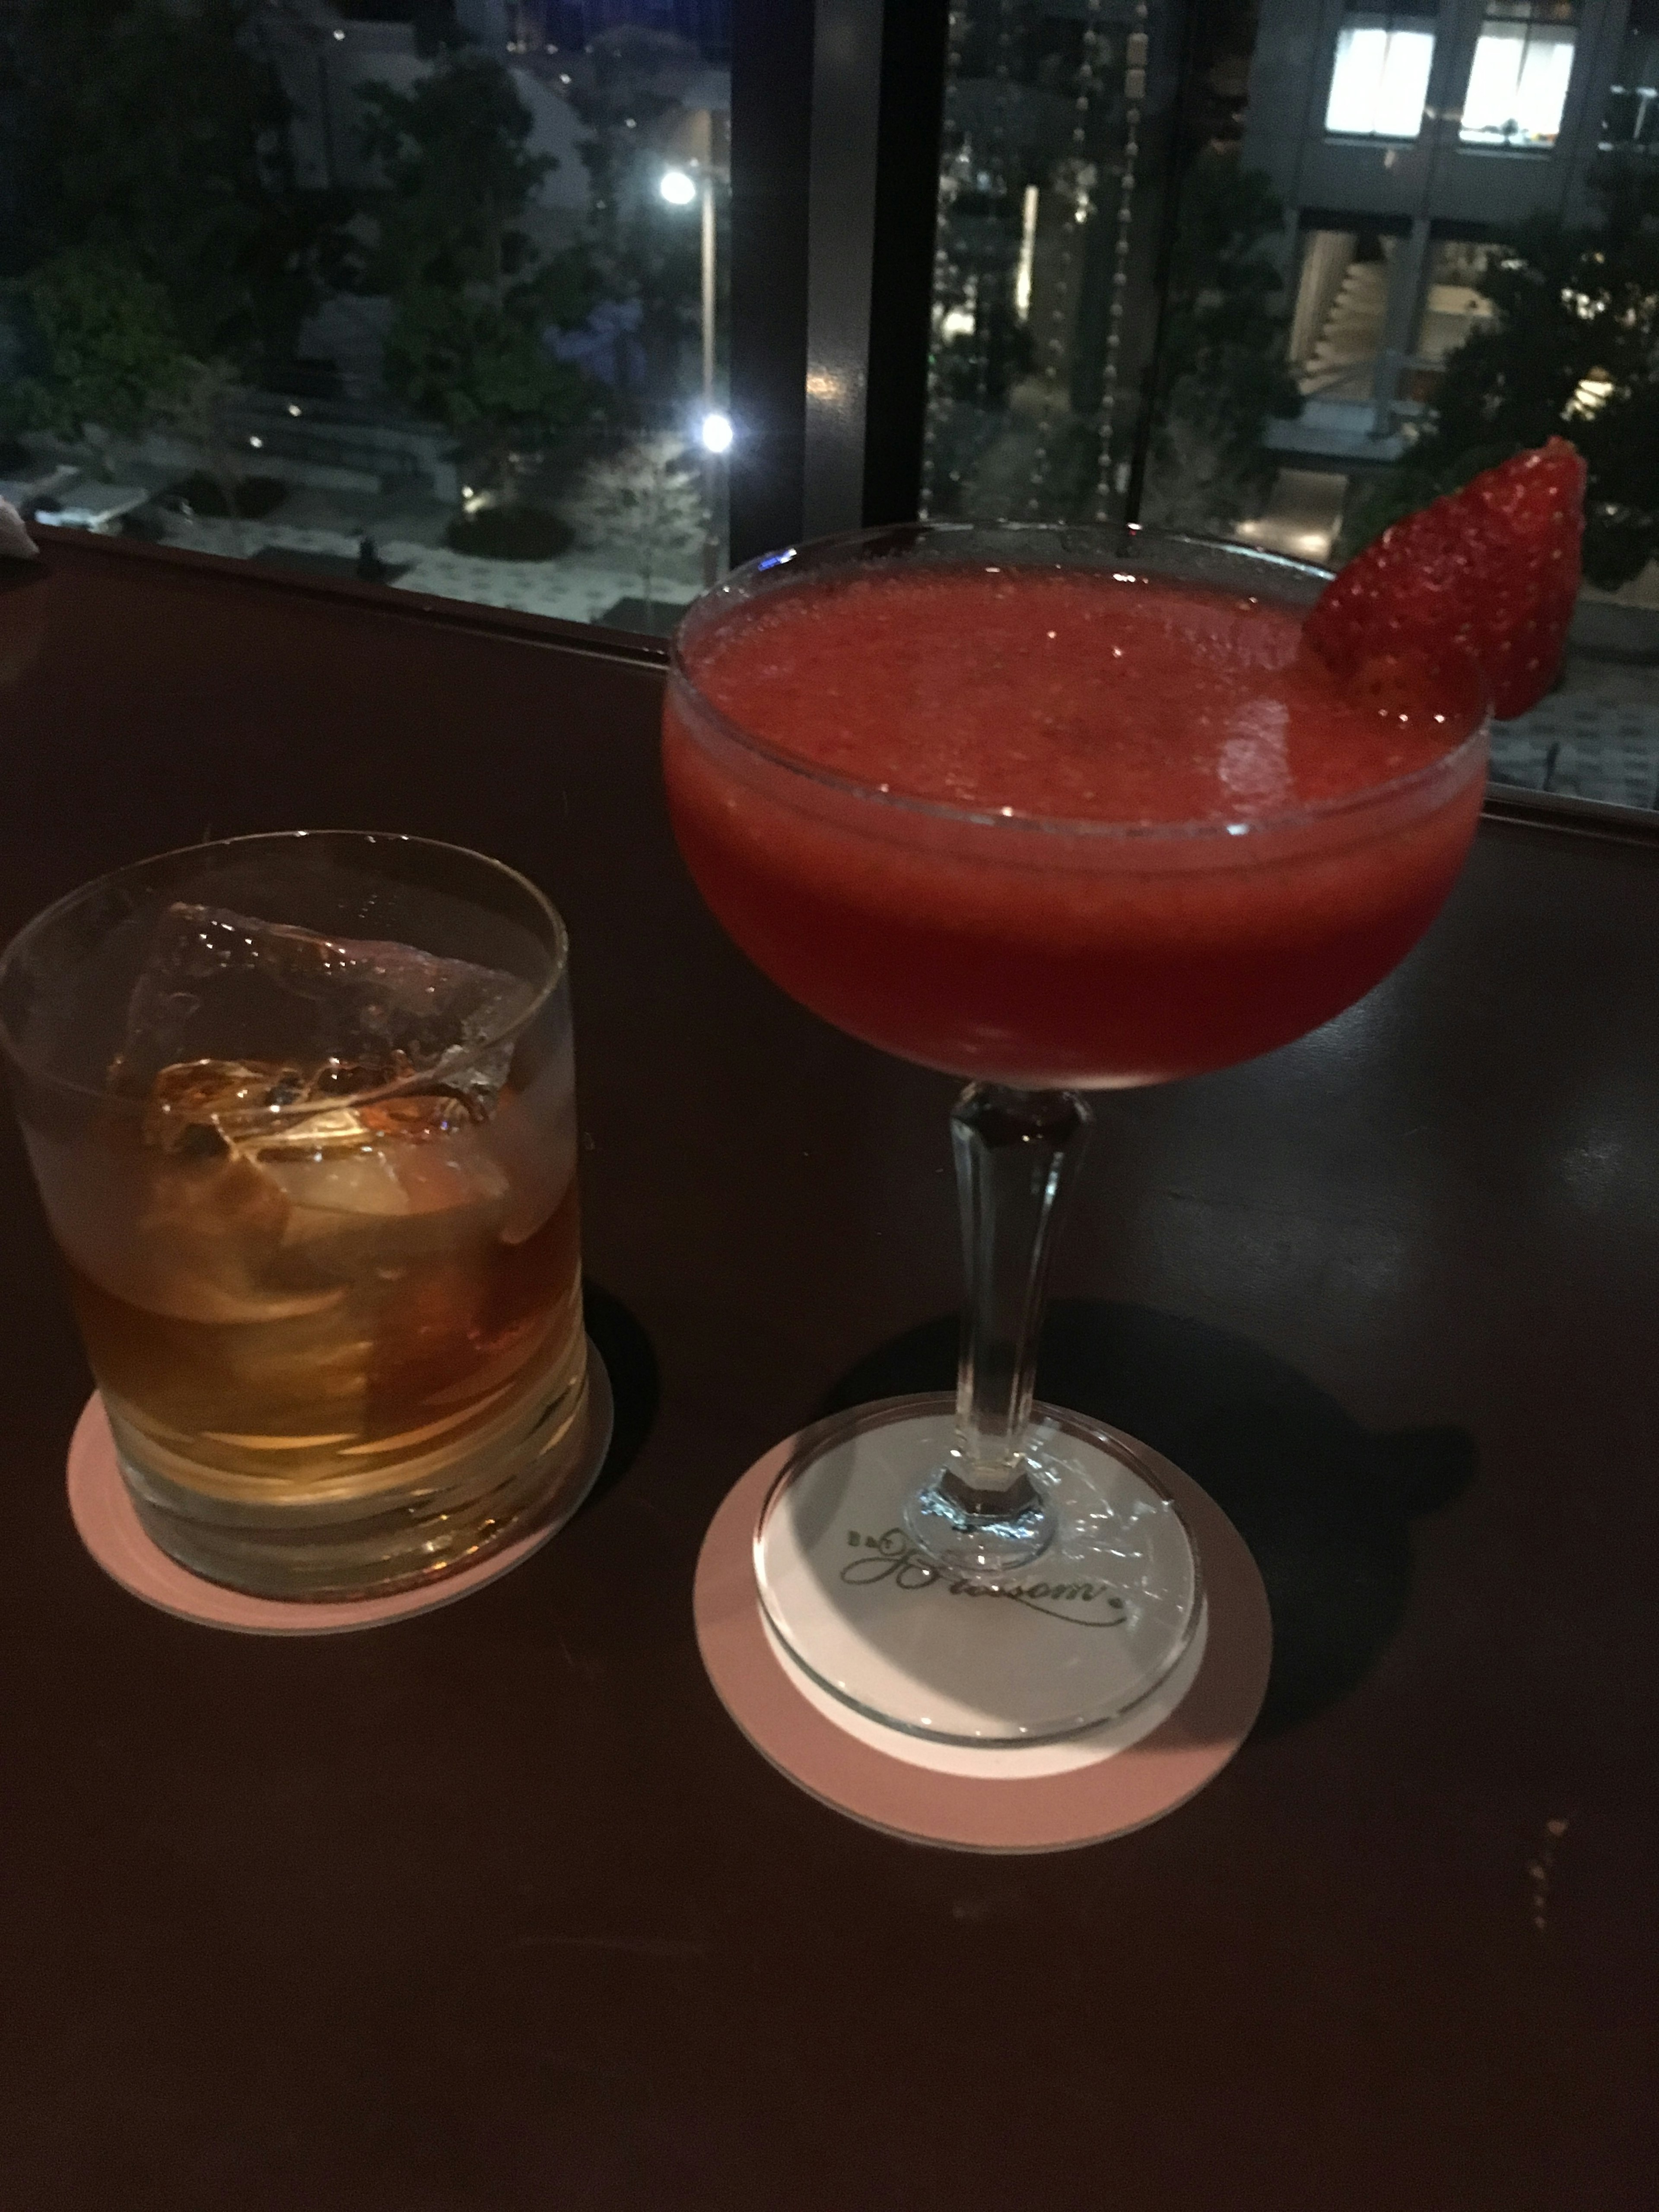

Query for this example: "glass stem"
[905,1084,1092,1574]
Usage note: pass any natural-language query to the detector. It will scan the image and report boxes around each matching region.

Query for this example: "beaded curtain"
[920,0,1152,525]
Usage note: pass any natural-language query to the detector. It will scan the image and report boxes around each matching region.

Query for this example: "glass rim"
[0,827,567,1111]
[668,521,1492,844]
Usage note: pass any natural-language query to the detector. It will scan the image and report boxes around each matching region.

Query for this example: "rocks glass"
[0,831,594,1600]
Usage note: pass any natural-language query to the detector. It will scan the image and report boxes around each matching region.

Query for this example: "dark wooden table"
[2,540,1654,2211]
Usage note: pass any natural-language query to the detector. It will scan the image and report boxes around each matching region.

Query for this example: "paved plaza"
[148,514,699,636]
[1488,687,1659,811]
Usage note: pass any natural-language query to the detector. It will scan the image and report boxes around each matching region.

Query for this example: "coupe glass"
[664,524,1488,1744]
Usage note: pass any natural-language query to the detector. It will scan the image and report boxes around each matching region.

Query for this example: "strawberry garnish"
[1305,439,1585,720]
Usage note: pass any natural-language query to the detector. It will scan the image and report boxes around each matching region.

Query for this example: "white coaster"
[694,1411,1272,1852]
[761,1600,1210,1777]
[756,1400,1201,1743]
[66,1341,613,1635]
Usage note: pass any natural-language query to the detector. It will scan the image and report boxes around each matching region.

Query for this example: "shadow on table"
[817,1298,1475,1740]
[579,1280,660,1510]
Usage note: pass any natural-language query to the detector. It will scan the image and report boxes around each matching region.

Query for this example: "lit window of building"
[1325,6,1439,140]
[1461,0,1580,147]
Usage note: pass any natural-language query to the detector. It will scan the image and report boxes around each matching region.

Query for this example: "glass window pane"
[1374,27,1437,136]
[1129,0,1659,818]
[1413,239,1499,372]
[1327,27,1392,135]
[1327,24,1436,140]
[1600,2,1659,155]
[1462,22,1576,146]
[0,2,732,639]
[1289,231,1394,403]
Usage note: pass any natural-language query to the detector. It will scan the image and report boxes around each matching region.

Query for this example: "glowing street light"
[700,412,734,455]
[659,167,697,207]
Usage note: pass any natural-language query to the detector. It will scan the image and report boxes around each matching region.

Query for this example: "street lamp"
[661,162,723,585]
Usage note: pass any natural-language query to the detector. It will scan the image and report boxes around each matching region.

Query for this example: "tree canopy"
[1,245,192,442]
[565,31,706,407]
[383,286,594,445]
[358,48,555,301]
[1141,148,1303,530]
[5,0,348,366]
[359,48,603,476]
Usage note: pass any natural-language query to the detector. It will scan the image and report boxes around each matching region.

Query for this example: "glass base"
[108,1335,594,1602]
[903,1454,1056,1575]
[754,1394,1201,1746]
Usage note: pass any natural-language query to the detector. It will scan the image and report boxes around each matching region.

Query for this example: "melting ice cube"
[256,1093,509,1227]
[134,1143,343,1326]
[143,1058,509,1220]
[113,903,537,1109]
[144,1058,332,1154]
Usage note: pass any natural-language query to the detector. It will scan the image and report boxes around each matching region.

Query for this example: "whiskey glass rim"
[669,521,1491,845]
[0,827,567,1111]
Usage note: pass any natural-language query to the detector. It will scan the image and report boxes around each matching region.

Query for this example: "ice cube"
[484,1061,578,1246]
[254,1107,409,1223]
[356,1095,510,1218]
[135,1052,511,1298]
[141,1056,467,1155]
[134,1146,345,1326]
[255,1093,509,1231]
[144,1058,315,1154]
[112,904,537,1109]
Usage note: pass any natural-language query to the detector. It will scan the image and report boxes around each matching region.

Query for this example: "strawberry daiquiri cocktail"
[665,521,1501,1747]
[667,547,1489,1090]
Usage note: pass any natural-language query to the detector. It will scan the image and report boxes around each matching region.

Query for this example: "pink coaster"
[66,1343,613,1636]
[693,1417,1272,1853]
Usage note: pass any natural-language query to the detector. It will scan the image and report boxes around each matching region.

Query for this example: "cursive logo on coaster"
[841,1529,1128,1627]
